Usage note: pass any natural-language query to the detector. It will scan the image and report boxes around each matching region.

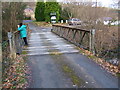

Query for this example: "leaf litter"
[3,55,31,88]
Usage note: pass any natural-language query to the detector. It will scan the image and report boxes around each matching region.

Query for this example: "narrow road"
[25,23,118,88]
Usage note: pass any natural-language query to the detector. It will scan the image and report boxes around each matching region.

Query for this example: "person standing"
[17,23,28,46]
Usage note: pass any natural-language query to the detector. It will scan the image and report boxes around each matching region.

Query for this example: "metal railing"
[52,24,95,54]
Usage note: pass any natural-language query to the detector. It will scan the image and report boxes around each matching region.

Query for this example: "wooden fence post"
[8,32,16,59]
[15,33,23,55]
[92,29,95,55]
[89,30,92,51]
[12,33,16,58]
[8,32,13,58]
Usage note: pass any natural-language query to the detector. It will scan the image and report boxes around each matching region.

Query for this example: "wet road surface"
[25,23,118,88]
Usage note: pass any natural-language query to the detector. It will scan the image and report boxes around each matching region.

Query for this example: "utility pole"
[91,0,97,54]
[95,0,97,21]
[96,0,97,7]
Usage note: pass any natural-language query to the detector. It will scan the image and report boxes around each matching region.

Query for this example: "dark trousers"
[23,37,28,45]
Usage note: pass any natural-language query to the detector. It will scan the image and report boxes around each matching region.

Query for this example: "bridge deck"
[24,23,118,88]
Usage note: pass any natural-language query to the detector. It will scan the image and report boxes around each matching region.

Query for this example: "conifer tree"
[44,1,60,22]
[35,0,45,21]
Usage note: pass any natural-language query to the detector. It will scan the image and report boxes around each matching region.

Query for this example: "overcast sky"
[57,0,118,8]
[93,0,115,7]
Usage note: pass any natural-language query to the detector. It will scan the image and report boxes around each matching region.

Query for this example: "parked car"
[68,18,82,25]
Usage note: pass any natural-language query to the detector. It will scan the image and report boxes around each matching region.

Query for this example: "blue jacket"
[18,25,27,38]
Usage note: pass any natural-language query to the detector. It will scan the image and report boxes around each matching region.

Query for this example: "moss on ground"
[63,65,72,73]
[48,49,62,55]
[87,55,97,60]
[49,52,62,55]
[62,65,84,86]
[22,51,27,55]
[116,73,120,77]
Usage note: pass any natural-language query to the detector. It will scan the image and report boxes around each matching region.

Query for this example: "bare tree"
[2,2,26,40]
[60,1,118,60]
